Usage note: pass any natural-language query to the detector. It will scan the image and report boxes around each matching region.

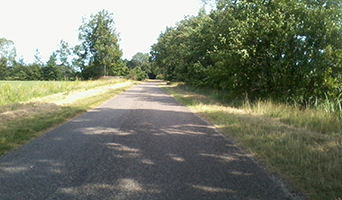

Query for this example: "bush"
[156,74,164,80]
[126,67,148,81]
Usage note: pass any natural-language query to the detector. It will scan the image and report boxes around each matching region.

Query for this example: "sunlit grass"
[0,79,127,106]
[0,80,133,157]
[161,82,342,200]
[241,99,342,135]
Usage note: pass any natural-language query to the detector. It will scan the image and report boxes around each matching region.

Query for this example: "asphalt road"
[0,82,293,200]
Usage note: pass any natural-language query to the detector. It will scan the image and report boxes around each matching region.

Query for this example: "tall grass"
[0,79,126,106]
[176,83,342,135]
[164,83,342,199]
[244,98,342,135]
[316,94,342,118]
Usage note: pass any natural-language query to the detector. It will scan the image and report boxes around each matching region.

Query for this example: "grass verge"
[0,84,133,157]
[161,83,342,200]
[0,79,128,106]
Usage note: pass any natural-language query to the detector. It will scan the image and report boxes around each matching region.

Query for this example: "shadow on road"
[0,82,291,200]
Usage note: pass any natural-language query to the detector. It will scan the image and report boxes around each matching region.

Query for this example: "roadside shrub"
[126,67,148,81]
[156,74,164,80]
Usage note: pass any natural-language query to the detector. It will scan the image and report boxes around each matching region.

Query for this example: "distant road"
[0,82,292,200]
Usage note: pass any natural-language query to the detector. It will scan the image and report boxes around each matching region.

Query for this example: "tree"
[11,59,29,80]
[0,38,16,79]
[0,38,16,63]
[208,0,342,102]
[126,67,148,81]
[127,52,149,68]
[0,57,8,80]
[151,10,214,84]
[24,63,42,80]
[56,40,75,80]
[56,40,71,67]
[34,49,44,67]
[77,10,126,79]
[43,52,62,80]
[126,52,156,78]
[151,0,342,105]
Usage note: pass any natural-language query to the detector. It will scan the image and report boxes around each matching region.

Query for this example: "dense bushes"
[151,0,342,106]
[126,67,148,81]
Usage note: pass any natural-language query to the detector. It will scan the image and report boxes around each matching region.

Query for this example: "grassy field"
[161,83,342,200]
[0,79,129,106]
[0,79,133,157]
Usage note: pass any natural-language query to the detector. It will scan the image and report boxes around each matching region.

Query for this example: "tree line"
[0,42,77,81]
[151,0,342,105]
[0,10,151,81]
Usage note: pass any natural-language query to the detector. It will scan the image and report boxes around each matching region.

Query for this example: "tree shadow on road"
[0,82,292,200]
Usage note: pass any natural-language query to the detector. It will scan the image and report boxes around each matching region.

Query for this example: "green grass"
[0,79,127,106]
[161,83,342,200]
[0,80,133,157]
[243,100,342,135]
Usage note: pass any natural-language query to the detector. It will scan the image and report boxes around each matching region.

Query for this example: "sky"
[0,0,206,64]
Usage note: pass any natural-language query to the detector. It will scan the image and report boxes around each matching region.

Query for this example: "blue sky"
[0,0,205,63]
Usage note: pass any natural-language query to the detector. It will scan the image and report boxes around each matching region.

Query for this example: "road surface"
[0,82,293,199]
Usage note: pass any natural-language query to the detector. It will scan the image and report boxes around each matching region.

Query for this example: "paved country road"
[0,82,293,200]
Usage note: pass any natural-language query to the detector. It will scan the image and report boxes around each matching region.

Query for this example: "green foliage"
[77,10,125,79]
[0,10,127,81]
[127,52,156,79]
[151,9,215,84]
[126,67,148,81]
[127,52,149,69]
[0,38,16,62]
[33,49,44,66]
[0,38,16,80]
[19,63,42,80]
[43,52,63,80]
[55,40,77,80]
[56,40,72,67]
[156,74,164,80]
[151,0,342,106]
[0,57,9,80]
[107,59,128,76]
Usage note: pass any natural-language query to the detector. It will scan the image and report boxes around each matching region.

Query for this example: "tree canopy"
[125,52,151,80]
[127,52,149,69]
[0,38,16,79]
[0,10,128,81]
[0,38,16,62]
[151,0,342,105]
[76,10,127,79]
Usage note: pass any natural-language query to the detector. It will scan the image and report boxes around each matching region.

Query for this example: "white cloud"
[0,0,202,63]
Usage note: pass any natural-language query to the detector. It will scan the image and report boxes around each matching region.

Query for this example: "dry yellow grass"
[0,82,133,123]
[161,83,342,200]
[0,80,134,157]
